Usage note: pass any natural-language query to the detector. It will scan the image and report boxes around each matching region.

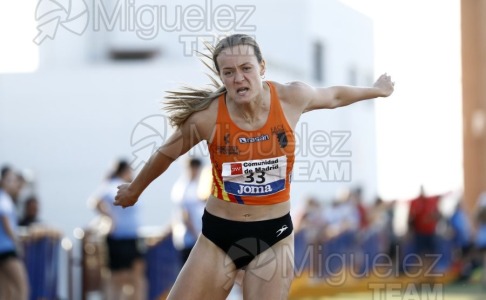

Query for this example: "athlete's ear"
[260,59,266,77]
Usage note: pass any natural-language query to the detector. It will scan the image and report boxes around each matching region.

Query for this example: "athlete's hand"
[114,183,140,208]
[373,73,395,97]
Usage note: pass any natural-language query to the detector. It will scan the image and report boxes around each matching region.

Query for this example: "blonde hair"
[164,34,264,128]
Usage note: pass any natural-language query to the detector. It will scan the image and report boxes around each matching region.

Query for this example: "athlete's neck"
[229,84,268,125]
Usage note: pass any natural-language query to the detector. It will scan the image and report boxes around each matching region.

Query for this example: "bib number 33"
[221,156,287,196]
[245,171,266,184]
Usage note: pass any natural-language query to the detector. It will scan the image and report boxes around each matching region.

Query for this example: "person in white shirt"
[90,160,146,300]
[171,158,207,265]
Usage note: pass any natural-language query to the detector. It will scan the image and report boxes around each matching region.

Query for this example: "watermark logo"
[130,114,169,170]
[222,242,446,292]
[368,283,443,300]
[293,245,443,285]
[34,0,89,45]
[33,0,257,54]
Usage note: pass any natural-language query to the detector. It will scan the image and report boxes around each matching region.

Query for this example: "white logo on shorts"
[276,225,288,237]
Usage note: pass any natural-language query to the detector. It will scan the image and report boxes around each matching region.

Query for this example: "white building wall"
[0,0,376,236]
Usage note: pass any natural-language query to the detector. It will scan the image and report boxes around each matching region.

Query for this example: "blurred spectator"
[474,192,486,285]
[171,157,207,265]
[89,159,146,300]
[323,188,360,240]
[407,186,441,271]
[19,196,40,227]
[448,198,474,281]
[321,188,360,275]
[449,199,472,251]
[351,187,369,230]
[0,166,29,300]
[362,197,391,272]
[349,187,371,274]
[294,196,324,276]
[294,196,323,234]
[383,200,399,262]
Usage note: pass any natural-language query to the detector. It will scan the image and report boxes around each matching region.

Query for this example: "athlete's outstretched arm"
[114,115,207,208]
[299,73,394,112]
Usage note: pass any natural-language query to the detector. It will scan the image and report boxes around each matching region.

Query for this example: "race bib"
[221,156,287,196]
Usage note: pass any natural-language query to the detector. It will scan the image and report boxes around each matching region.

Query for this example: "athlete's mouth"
[237,87,249,95]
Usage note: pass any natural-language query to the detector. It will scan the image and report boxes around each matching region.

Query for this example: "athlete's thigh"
[242,233,294,300]
[168,234,238,300]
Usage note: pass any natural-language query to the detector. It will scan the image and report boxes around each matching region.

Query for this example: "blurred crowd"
[293,185,486,285]
[0,165,61,299]
[2,160,486,299]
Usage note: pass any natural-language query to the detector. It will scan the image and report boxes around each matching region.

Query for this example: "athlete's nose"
[234,69,245,83]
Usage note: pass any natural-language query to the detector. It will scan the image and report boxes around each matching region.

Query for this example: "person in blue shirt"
[0,166,29,300]
[475,192,486,287]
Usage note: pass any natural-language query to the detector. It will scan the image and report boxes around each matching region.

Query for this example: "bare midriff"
[205,195,290,222]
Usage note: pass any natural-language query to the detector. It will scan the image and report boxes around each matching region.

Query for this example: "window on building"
[108,49,160,61]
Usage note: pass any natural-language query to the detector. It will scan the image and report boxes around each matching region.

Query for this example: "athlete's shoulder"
[268,81,313,118]
[270,81,312,103]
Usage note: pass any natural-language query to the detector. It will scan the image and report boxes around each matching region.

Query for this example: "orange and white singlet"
[208,81,295,205]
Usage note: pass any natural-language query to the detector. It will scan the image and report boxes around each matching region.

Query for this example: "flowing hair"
[164,34,264,128]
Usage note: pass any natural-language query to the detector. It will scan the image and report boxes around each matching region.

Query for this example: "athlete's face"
[216,45,265,104]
